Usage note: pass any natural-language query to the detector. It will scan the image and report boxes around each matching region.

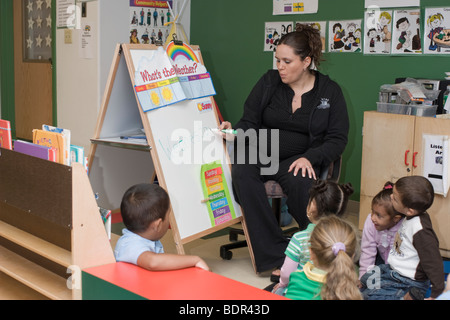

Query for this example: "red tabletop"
[83,262,287,300]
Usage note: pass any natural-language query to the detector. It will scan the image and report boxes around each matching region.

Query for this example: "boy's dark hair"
[309,179,354,217]
[120,183,170,233]
[395,176,434,213]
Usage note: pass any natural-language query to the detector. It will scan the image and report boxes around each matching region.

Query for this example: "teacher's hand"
[218,121,235,141]
[288,157,316,180]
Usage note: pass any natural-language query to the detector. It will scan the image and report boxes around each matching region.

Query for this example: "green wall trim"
[0,0,16,138]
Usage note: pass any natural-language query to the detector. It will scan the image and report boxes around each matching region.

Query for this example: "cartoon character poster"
[391,9,422,55]
[265,21,294,52]
[364,9,393,54]
[328,19,362,53]
[424,7,450,54]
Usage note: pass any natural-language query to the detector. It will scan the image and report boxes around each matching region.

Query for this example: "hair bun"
[340,183,354,196]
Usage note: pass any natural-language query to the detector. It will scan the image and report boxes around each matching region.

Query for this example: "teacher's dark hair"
[278,23,323,68]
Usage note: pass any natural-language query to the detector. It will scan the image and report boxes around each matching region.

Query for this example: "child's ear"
[151,218,163,231]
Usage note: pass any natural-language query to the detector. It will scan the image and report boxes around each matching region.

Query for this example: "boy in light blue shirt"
[114,183,209,271]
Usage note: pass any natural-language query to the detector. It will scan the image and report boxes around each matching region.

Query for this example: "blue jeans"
[360,264,429,300]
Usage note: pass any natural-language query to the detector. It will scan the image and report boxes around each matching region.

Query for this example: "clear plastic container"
[377,102,437,117]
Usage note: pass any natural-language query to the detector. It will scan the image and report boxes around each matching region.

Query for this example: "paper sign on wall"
[273,0,318,15]
[422,134,449,197]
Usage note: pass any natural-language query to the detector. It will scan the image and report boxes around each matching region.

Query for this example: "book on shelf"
[14,140,57,162]
[70,144,88,171]
[42,125,71,165]
[0,119,12,150]
[33,125,70,165]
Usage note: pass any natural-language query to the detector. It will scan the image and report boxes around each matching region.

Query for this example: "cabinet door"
[413,117,450,254]
[359,111,415,229]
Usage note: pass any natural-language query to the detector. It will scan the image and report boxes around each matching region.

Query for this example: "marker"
[201,197,212,203]
[120,135,146,140]
[211,128,237,134]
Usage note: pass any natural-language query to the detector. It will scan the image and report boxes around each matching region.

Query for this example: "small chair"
[219,157,342,260]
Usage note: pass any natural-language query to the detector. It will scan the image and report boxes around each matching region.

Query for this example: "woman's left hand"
[288,157,316,180]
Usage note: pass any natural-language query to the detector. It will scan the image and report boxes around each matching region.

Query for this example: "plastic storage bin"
[376,102,437,117]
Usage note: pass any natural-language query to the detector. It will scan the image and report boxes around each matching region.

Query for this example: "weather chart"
[133,42,216,112]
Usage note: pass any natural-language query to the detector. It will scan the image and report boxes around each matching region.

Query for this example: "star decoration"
[36,15,43,28]
[27,36,33,48]
[27,0,33,13]
[45,33,52,47]
[28,17,35,30]
[46,14,52,27]
[36,0,44,10]
[45,0,52,9]
[36,34,43,47]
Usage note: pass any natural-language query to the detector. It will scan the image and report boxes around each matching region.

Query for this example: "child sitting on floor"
[359,182,403,279]
[272,179,354,295]
[360,176,444,300]
[114,183,209,271]
[285,215,362,300]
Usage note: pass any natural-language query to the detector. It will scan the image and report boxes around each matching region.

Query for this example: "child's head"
[120,183,170,236]
[371,182,402,231]
[391,176,434,217]
[307,179,354,222]
[309,216,361,300]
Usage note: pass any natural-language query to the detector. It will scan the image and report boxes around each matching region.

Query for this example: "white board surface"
[127,46,242,241]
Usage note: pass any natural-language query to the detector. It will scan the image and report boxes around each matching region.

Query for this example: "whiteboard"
[146,98,241,239]
[123,44,242,242]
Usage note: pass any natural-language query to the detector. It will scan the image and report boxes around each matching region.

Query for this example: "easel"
[87,43,251,264]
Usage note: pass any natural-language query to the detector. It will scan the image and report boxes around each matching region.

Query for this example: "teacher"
[218,24,349,273]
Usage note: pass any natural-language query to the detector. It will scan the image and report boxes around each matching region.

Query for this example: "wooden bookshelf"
[0,148,115,300]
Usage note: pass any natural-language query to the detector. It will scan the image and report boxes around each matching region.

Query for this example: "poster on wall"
[391,9,422,55]
[129,0,173,45]
[264,21,294,52]
[273,0,318,15]
[423,7,450,54]
[364,0,420,8]
[328,19,362,53]
[364,9,393,54]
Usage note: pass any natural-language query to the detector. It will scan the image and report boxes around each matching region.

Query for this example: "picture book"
[70,144,87,170]
[0,119,12,150]
[42,125,71,165]
[14,140,57,162]
[32,129,66,165]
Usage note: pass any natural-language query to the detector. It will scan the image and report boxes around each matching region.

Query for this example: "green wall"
[191,0,450,200]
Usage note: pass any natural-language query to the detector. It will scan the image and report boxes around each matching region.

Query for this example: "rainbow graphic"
[166,41,199,63]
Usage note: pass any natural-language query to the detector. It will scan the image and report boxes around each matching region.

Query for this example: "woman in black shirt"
[218,24,349,273]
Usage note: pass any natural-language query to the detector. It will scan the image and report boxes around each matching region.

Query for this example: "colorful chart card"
[166,42,216,100]
[201,161,236,227]
[134,46,186,112]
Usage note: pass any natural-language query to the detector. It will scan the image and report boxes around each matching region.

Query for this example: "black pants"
[231,154,315,272]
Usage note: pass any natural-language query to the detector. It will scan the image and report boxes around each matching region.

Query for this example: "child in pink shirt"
[359,182,403,279]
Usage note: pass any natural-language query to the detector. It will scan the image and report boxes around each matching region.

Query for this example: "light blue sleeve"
[114,229,164,265]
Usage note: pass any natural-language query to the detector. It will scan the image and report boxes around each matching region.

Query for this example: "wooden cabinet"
[359,111,450,257]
